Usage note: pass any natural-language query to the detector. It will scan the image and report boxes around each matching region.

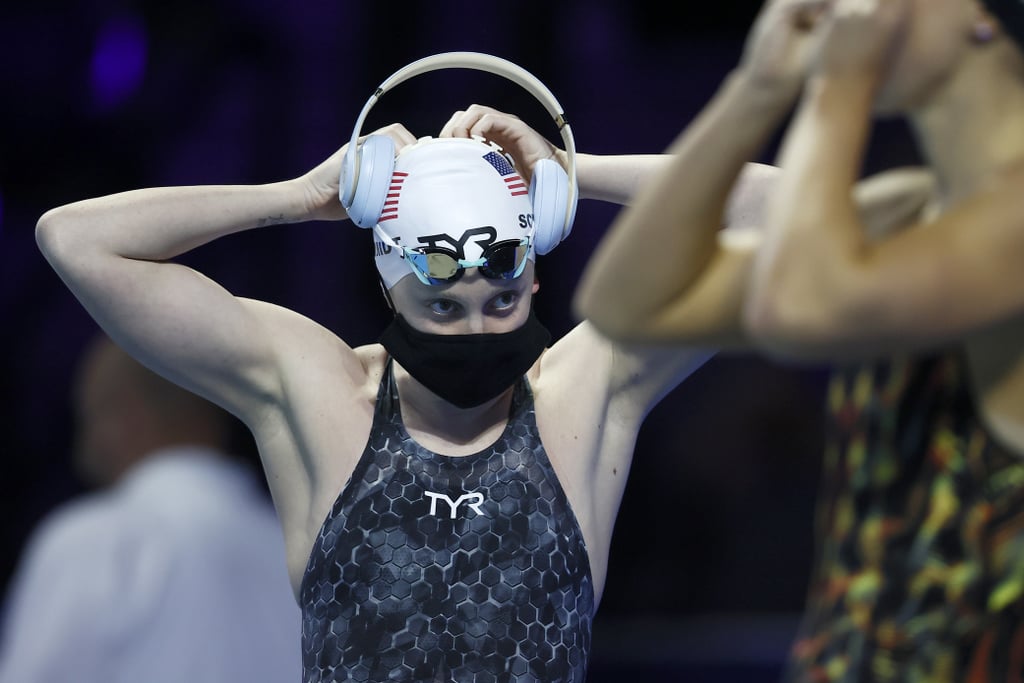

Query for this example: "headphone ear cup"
[343,135,396,228]
[529,158,571,255]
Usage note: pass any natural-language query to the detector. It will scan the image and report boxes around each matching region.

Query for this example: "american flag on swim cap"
[482,151,529,197]
[379,171,407,222]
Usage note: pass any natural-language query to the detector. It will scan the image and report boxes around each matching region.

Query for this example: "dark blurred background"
[0,1,921,680]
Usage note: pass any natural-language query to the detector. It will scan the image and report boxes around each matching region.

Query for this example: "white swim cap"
[372,136,536,289]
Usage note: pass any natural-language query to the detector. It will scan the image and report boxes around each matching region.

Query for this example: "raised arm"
[571,0,827,349]
[744,0,1024,360]
[439,103,673,205]
[36,124,416,419]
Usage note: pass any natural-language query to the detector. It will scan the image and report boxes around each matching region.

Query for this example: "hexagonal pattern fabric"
[300,361,594,682]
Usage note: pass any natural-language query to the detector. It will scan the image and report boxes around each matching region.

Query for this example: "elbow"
[742,289,803,344]
[571,277,603,324]
[572,288,617,337]
[572,275,610,331]
[36,205,102,274]
[570,295,591,329]
[36,206,76,264]
[572,290,641,343]
[742,274,857,357]
[36,206,109,291]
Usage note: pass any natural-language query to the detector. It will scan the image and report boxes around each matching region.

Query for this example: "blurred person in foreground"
[0,333,300,683]
[575,0,1024,680]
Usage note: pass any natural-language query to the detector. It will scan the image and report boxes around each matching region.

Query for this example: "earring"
[972,20,996,44]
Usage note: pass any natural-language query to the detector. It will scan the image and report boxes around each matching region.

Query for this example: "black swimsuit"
[301,360,594,682]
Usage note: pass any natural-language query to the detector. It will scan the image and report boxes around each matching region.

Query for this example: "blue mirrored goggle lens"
[406,239,529,285]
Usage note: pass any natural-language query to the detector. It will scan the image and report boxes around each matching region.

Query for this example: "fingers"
[833,0,878,15]
[825,0,909,28]
[810,0,909,78]
[831,0,881,23]
[439,109,470,139]
[439,104,520,140]
[776,0,833,12]
[436,104,558,179]
[780,0,834,33]
[366,123,418,154]
[762,0,832,19]
[793,3,829,30]
[832,0,908,23]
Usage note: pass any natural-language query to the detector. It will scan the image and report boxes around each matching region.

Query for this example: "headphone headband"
[342,51,577,241]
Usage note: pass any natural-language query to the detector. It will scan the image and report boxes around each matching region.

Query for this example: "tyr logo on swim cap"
[373,137,536,289]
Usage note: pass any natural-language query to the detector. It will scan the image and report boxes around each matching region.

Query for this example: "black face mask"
[379,310,551,409]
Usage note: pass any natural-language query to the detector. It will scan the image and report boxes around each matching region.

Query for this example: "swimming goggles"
[373,225,531,286]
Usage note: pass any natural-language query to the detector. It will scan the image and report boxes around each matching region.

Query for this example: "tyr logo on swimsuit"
[424,491,485,519]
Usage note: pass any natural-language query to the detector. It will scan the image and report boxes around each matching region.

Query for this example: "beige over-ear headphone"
[339,51,577,255]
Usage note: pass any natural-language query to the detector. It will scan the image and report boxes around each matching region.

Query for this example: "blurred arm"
[745,74,1024,360]
[573,71,792,349]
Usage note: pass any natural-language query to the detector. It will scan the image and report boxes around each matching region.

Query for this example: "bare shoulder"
[528,323,617,440]
[236,298,382,409]
[239,304,385,542]
[531,320,710,423]
[353,343,390,394]
[529,322,615,394]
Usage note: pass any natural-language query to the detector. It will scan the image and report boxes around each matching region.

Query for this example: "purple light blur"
[89,15,147,112]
